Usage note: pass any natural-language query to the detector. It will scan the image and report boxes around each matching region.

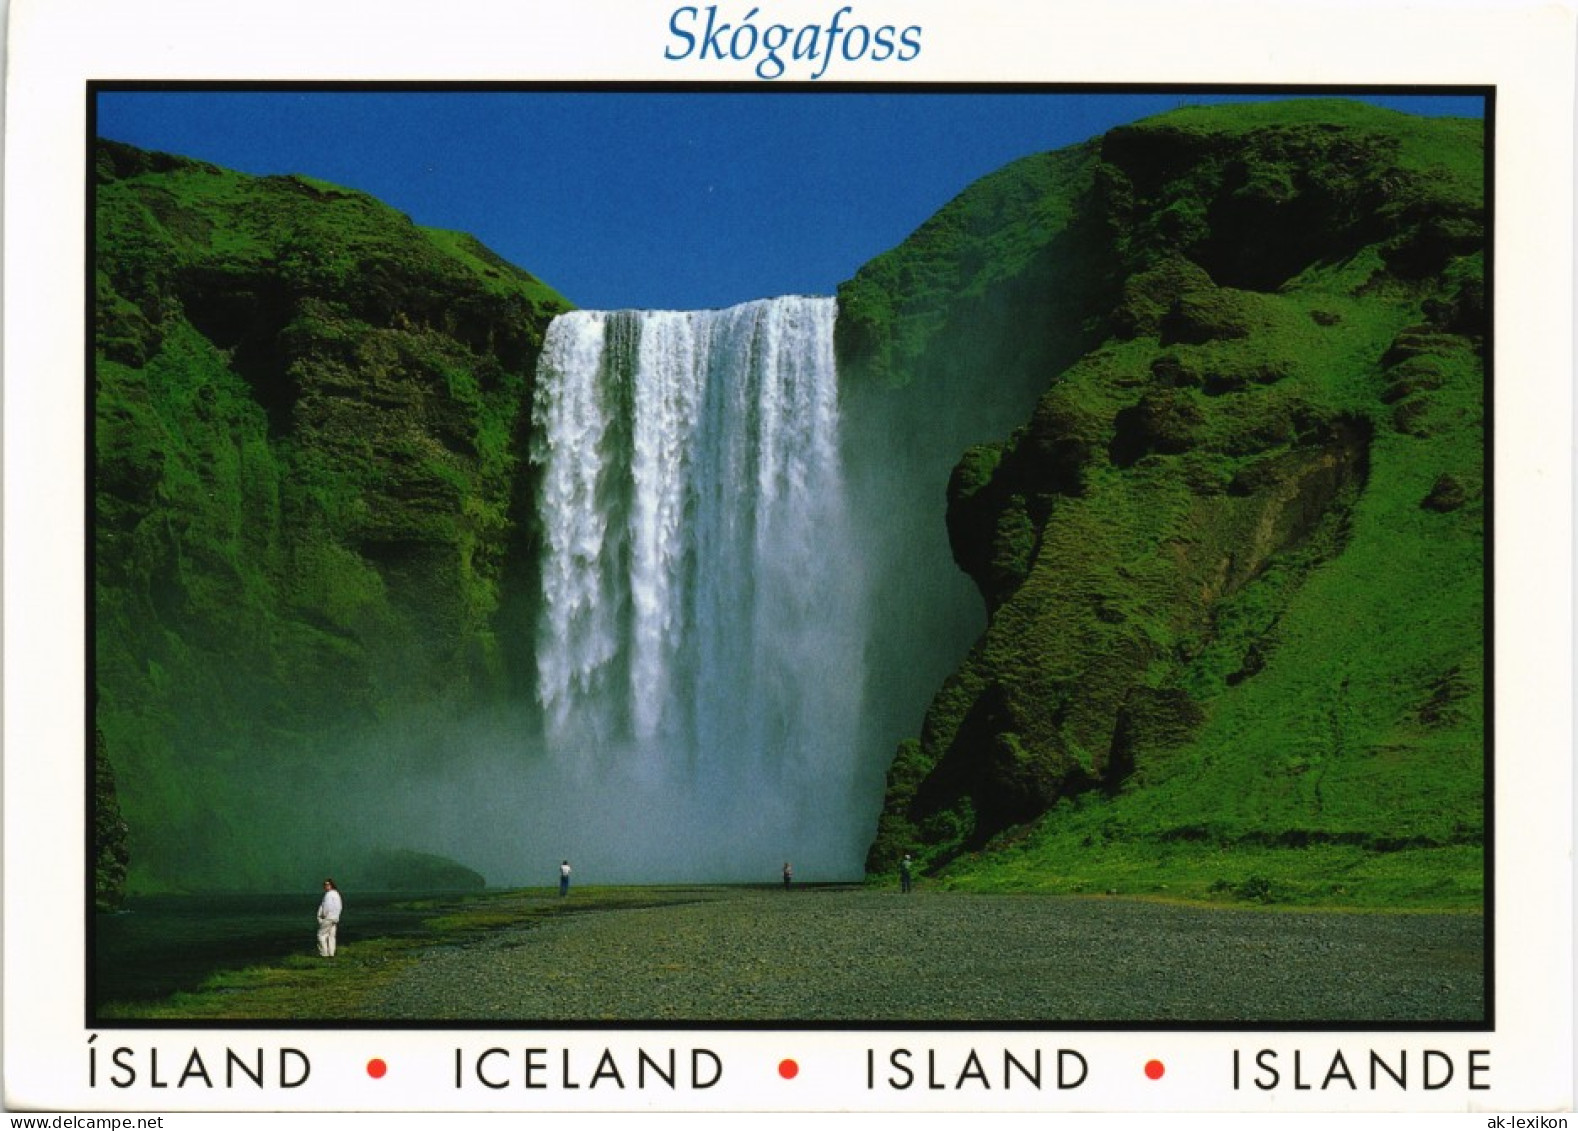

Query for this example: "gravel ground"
[369,887,1484,1023]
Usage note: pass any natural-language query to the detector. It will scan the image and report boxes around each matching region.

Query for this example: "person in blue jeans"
[559,860,571,897]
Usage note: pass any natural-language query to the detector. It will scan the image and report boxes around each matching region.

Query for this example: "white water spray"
[528,296,869,881]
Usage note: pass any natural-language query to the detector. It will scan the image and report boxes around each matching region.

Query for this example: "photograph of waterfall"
[530,299,870,876]
[88,87,1490,1026]
[10,0,1575,1112]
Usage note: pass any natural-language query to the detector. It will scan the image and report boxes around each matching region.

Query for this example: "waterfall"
[528,296,869,881]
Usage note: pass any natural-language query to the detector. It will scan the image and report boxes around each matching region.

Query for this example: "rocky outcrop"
[93,728,130,911]
[94,101,1486,895]
[855,100,1485,875]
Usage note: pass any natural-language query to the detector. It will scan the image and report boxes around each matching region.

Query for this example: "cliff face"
[846,101,1484,896]
[94,99,1485,900]
[94,141,569,888]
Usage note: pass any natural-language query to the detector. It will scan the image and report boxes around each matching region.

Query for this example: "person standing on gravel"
[559,860,572,897]
[900,854,914,894]
[316,878,342,957]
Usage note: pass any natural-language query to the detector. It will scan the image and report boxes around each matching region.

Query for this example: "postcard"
[4,0,1574,1119]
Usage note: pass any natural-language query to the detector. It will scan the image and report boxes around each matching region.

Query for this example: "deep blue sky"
[95,90,1485,311]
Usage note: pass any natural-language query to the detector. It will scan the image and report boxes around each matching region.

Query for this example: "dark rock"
[1106,687,1205,790]
[1382,328,1470,368]
[1423,276,1486,337]
[94,729,130,912]
[1418,666,1472,726]
[1109,389,1206,466]
[1023,387,1102,494]
[1201,360,1290,396]
[1112,255,1216,338]
[1381,357,1448,403]
[1391,398,1433,437]
[1421,473,1469,512]
[1382,211,1483,279]
[1226,641,1270,686]
[1150,353,1202,388]
[865,104,1481,890]
[1159,289,1256,345]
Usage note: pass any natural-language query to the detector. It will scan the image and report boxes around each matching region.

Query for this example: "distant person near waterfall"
[559,860,572,897]
[900,854,914,894]
[782,861,793,890]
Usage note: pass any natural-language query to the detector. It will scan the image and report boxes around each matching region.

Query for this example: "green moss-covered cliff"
[94,140,570,889]
[845,100,1485,904]
[93,727,130,910]
[94,98,1485,905]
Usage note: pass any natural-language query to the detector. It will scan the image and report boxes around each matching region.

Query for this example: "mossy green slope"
[849,100,1484,907]
[94,101,1485,907]
[94,141,570,891]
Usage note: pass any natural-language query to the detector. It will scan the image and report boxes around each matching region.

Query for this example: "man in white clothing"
[317,878,343,957]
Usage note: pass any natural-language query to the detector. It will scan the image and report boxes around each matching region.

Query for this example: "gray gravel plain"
[369,886,1484,1023]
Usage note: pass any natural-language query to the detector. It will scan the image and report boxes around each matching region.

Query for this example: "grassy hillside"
[93,100,1485,908]
[94,141,570,891]
[847,100,1485,908]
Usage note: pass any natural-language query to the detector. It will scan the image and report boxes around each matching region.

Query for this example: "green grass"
[99,937,419,1021]
[100,881,1479,1022]
[421,226,571,311]
[96,888,661,1021]
[94,139,575,891]
[860,100,1484,909]
[94,105,1485,910]
[929,829,1482,911]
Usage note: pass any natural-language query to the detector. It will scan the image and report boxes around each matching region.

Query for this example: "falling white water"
[528,296,869,881]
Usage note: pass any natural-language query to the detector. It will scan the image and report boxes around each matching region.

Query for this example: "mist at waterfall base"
[520,296,873,884]
[305,295,1014,889]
